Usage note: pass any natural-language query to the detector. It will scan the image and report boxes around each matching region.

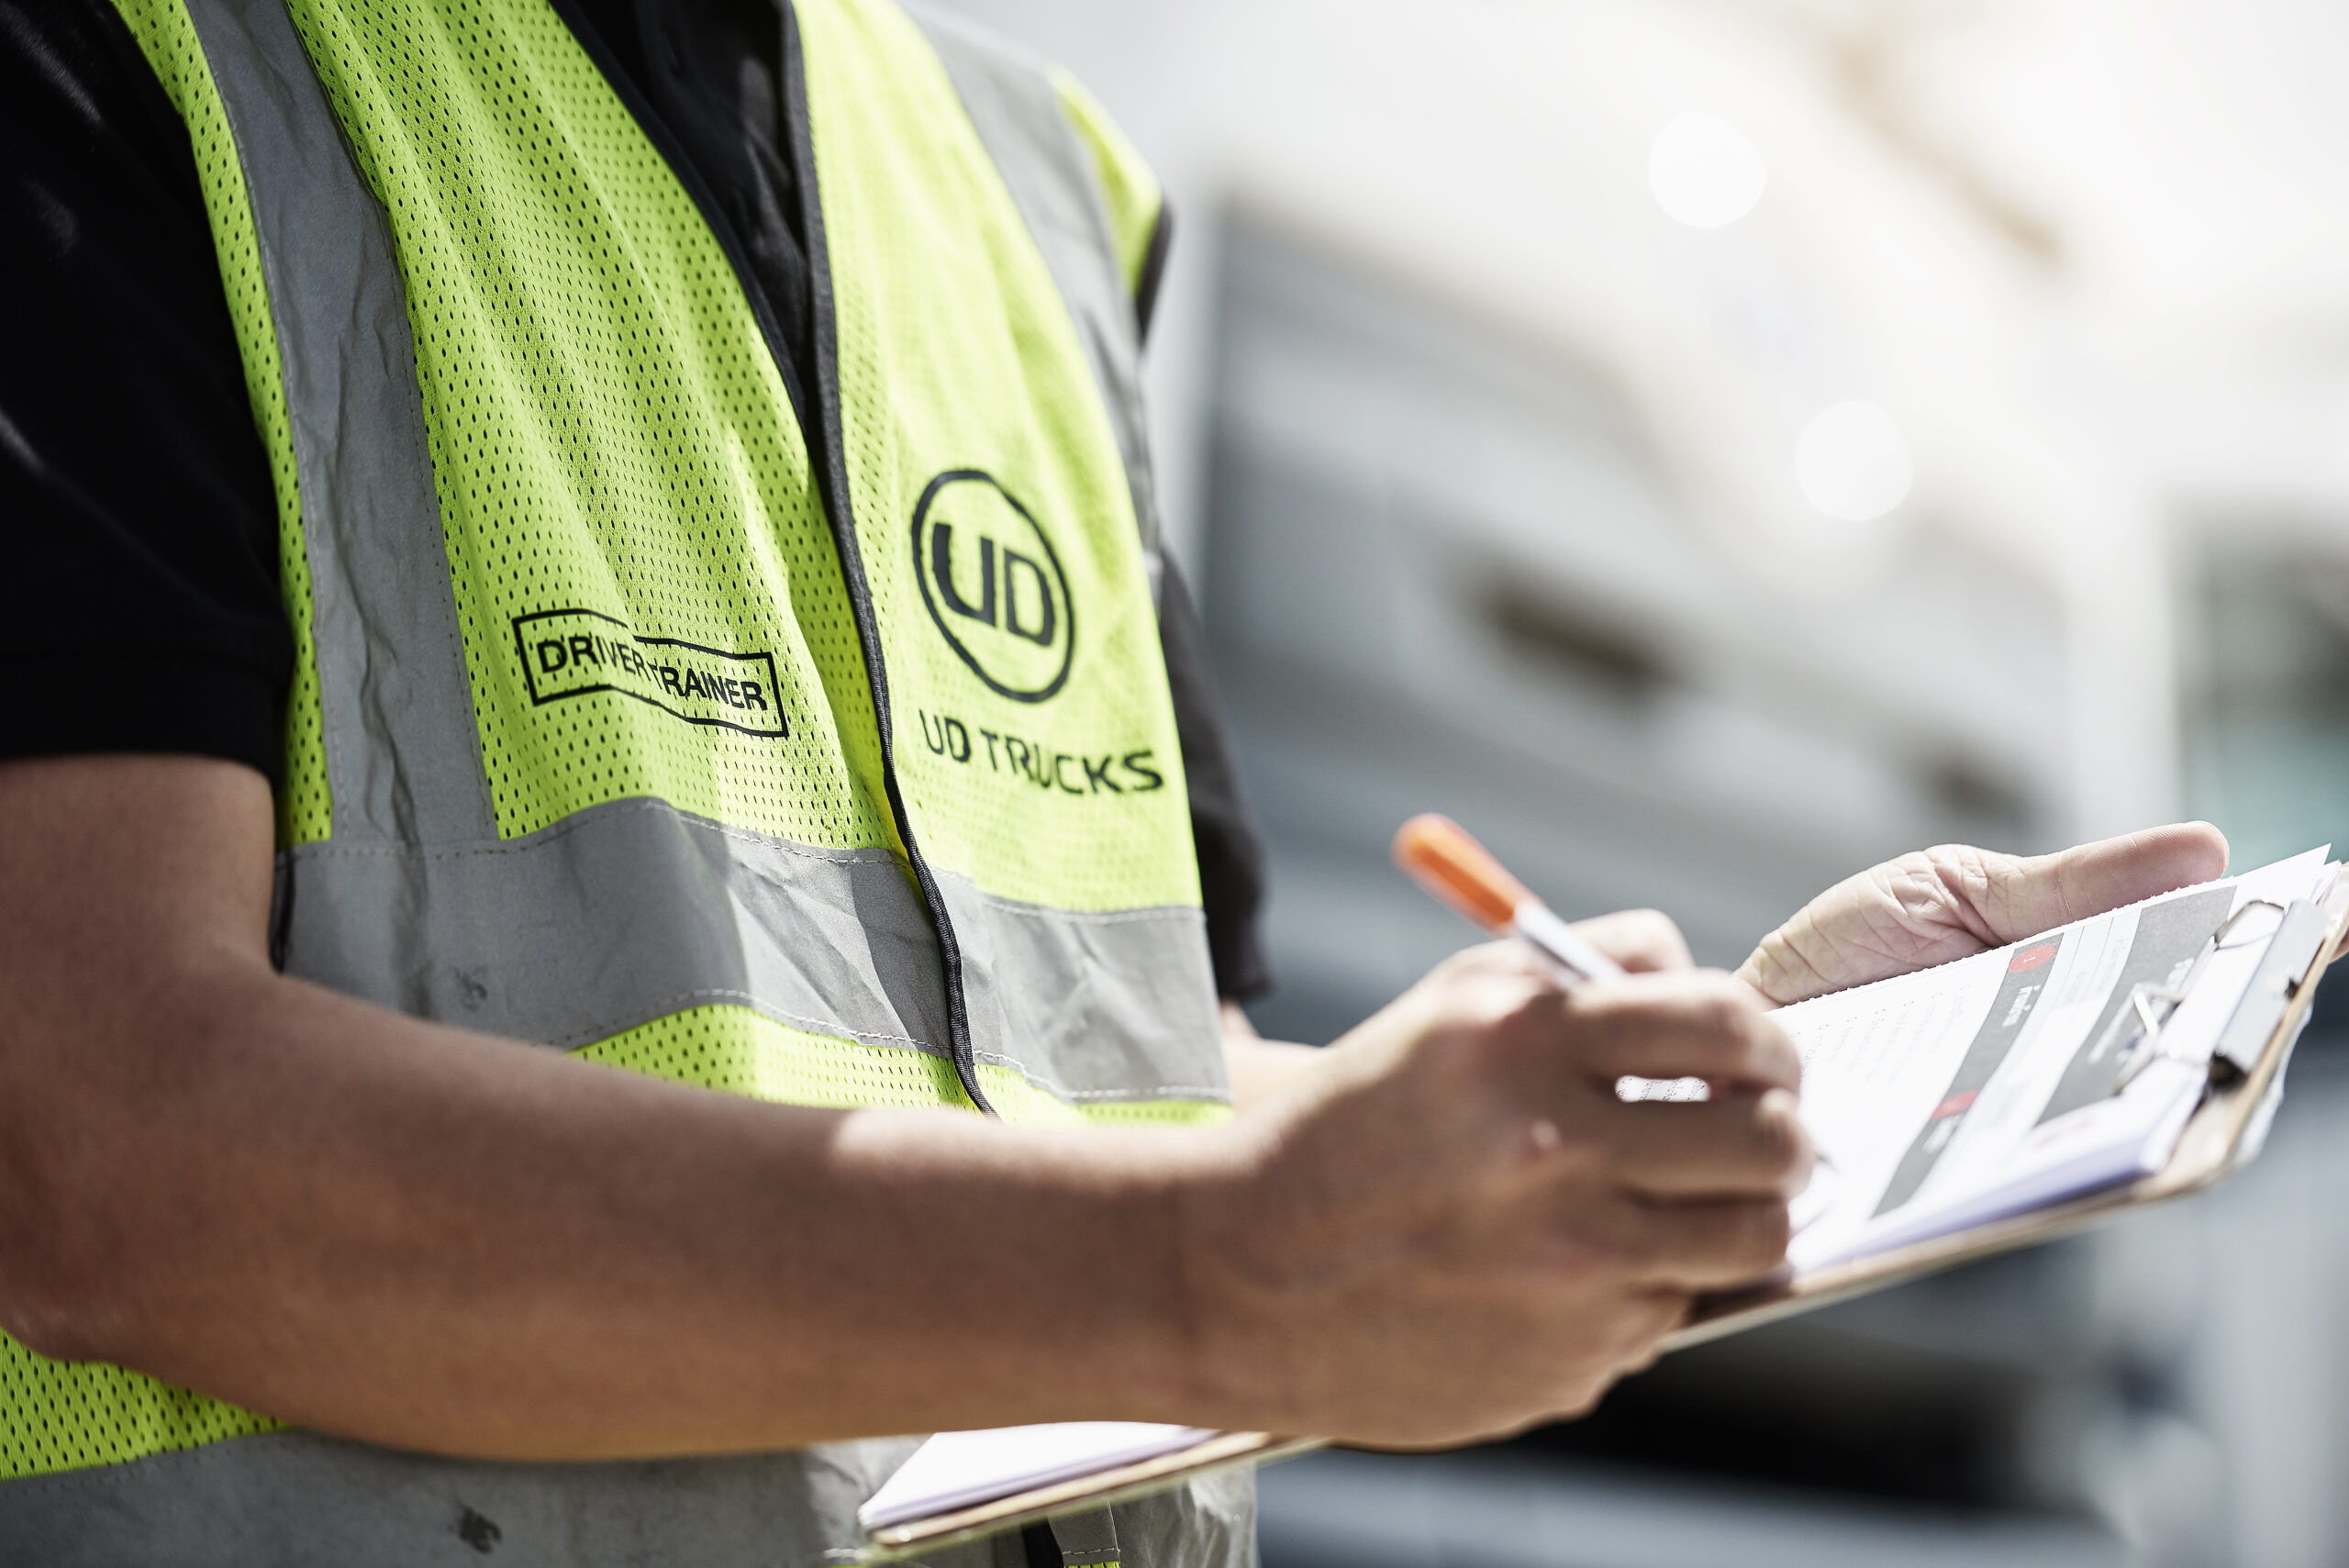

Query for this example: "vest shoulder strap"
[905,5,1167,596]
[1048,70,1167,310]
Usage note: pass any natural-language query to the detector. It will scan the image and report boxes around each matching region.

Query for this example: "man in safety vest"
[0,1,2229,1563]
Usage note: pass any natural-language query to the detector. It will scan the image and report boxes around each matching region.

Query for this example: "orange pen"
[1391,814,1627,986]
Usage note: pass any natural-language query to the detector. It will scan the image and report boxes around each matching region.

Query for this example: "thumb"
[1976,822,2231,945]
[1741,822,2232,1006]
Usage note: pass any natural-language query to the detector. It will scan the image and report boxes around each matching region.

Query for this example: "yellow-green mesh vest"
[0,2,1246,1564]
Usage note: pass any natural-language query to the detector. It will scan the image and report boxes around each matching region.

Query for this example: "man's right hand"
[1180,930,1809,1448]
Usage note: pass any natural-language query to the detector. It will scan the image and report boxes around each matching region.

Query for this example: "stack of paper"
[857,1422,1216,1532]
[1784,849,2332,1269]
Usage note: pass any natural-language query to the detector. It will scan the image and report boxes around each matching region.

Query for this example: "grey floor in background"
[1256,1448,2125,1568]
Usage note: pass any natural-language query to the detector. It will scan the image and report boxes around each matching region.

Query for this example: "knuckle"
[1631,906,1684,940]
[1879,852,1961,926]
[1697,984,1758,1044]
[1425,942,1498,989]
[1475,939,1553,984]
[1609,909,1692,967]
[1753,1021,1801,1085]
[1575,1232,1642,1279]
[1742,1202,1794,1265]
[1924,841,1990,875]
[1544,1127,1609,1182]
[1471,983,1553,1042]
[1556,1215,1645,1279]
[1924,843,1999,906]
[1755,1103,1807,1175]
[1425,951,1555,1033]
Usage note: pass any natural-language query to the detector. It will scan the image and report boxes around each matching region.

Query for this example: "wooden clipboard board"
[863,881,2349,1561]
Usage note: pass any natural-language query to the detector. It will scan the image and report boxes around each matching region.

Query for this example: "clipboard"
[862,877,2349,1561]
[1664,874,2349,1351]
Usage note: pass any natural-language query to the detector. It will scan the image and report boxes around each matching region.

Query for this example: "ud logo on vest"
[912,470,1075,703]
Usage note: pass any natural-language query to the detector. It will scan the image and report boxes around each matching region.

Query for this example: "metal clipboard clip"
[2105,899,2293,1093]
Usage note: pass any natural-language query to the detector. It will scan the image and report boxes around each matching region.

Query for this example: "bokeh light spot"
[1648,112,1768,229]
[1795,402,1914,523]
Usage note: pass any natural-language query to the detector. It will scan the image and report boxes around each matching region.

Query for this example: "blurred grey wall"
[1202,217,2060,1040]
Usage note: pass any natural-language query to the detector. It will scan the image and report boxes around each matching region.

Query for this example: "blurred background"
[930,1,2349,1562]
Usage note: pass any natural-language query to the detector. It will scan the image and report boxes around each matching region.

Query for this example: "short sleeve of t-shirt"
[0,0,293,780]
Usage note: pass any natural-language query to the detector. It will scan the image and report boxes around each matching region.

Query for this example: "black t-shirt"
[0,0,1269,998]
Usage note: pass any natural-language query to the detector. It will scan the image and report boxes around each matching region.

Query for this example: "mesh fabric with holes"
[798,0,1198,913]
[0,1342,281,1482]
[286,0,896,852]
[577,1006,1232,1129]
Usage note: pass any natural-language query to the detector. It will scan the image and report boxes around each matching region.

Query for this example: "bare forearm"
[3,940,1214,1457]
[0,756,1813,1460]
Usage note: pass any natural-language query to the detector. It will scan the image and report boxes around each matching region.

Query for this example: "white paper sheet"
[857,1421,1217,1531]
[1782,848,2331,1272]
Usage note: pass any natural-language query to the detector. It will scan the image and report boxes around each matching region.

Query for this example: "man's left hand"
[1739,823,2232,1007]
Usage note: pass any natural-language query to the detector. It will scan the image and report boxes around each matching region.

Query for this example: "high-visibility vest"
[2,2,1243,1562]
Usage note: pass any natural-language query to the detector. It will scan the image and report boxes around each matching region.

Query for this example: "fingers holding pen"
[1197,931,1815,1442]
[1534,973,1809,1288]
[1601,1088,1813,1199]
[1567,908,1694,974]
[1432,961,1809,1199]
[1563,969,1802,1095]
[1609,1195,1797,1292]
[1522,1165,1796,1295]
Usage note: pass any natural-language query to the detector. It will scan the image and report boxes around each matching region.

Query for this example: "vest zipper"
[547,0,998,1116]
[774,0,997,1116]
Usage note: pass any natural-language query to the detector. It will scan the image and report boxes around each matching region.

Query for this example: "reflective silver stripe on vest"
[911,4,1168,597]
[0,1431,931,1568]
[1049,1506,1121,1567]
[281,795,1223,1102]
[281,797,948,1052]
[184,0,496,848]
[0,1429,1254,1568]
[937,869,1225,1104]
